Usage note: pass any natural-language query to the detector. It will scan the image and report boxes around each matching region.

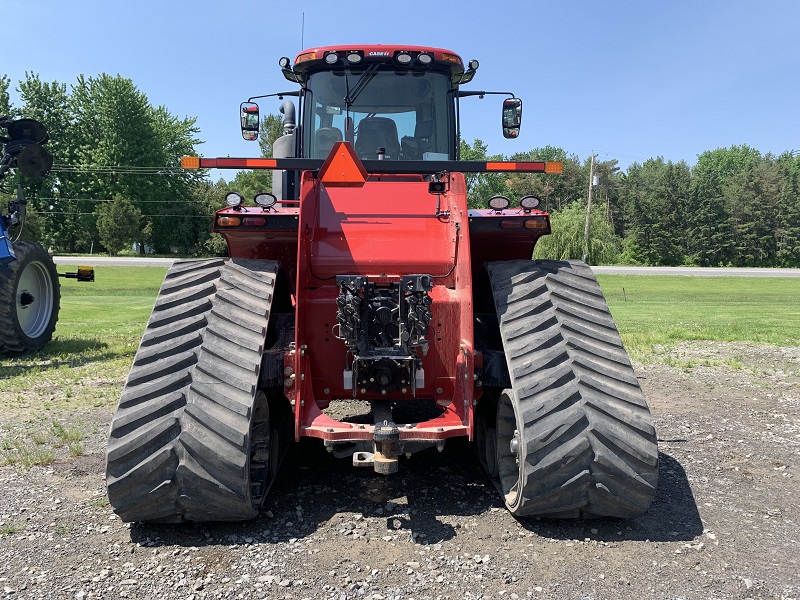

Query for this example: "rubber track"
[487,260,658,518]
[0,242,60,353]
[106,258,278,522]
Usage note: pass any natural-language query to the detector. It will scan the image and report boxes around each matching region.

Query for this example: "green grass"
[597,275,800,359]
[0,522,26,536]
[0,266,168,413]
[1,267,797,421]
[1,440,56,467]
[0,419,89,466]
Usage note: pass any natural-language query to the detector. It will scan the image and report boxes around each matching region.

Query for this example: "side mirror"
[240,102,260,141]
[502,98,522,139]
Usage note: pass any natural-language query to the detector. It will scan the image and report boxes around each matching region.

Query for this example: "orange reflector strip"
[203,158,278,169]
[217,216,241,227]
[319,142,368,187]
[545,162,563,174]
[181,156,200,169]
[486,161,546,172]
[524,219,549,230]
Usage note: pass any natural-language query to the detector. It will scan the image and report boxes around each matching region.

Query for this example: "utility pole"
[582,152,597,263]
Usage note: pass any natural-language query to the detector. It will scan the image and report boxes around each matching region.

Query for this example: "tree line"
[462,140,800,267]
[3,72,798,266]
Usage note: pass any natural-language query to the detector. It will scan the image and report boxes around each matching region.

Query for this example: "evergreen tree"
[96,194,142,255]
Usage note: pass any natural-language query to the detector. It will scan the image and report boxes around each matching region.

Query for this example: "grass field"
[597,274,800,358]
[1,267,797,387]
[1,266,797,465]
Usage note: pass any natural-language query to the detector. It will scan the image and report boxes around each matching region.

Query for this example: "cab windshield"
[303,67,453,160]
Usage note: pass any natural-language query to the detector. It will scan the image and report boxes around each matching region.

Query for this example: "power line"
[48,164,203,177]
[35,196,216,204]
[36,211,213,218]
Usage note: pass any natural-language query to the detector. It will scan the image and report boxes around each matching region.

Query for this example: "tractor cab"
[240,46,522,197]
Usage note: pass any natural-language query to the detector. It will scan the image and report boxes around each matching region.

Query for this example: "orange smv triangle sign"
[319,142,368,187]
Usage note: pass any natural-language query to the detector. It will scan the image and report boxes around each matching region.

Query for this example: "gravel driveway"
[1,341,798,600]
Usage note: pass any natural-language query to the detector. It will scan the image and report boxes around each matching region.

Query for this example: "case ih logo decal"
[369,51,390,56]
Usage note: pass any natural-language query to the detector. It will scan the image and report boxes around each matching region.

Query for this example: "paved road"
[54,256,176,267]
[591,265,800,277]
[53,256,800,277]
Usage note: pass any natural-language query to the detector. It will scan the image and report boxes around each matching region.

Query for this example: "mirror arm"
[457,90,515,99]
[247,90,301,103]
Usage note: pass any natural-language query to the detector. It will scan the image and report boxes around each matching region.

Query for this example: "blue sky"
[4,0,800,175]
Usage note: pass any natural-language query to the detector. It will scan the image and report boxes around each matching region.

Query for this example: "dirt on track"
[0,341,798,600]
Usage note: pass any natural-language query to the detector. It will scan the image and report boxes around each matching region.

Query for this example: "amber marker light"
[295,52,316,64]
[217,216,241,227]
[545,162,563,174]
[524,219,549,230]
[181,156,200,169]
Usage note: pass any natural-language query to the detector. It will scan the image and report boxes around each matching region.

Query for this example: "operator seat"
[400,120,434,160]
[315,127,343,158]
[354,117,401,159]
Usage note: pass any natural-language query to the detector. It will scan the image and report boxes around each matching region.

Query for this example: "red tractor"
[106,46,658,523]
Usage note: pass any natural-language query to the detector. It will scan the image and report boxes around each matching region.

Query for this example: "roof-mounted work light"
[346,50,364,64]
[395,51,413,65]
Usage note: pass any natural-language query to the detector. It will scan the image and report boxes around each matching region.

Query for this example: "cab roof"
[290,45,467,79]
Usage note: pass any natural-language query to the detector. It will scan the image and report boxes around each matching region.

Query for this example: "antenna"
[301,12,305,50]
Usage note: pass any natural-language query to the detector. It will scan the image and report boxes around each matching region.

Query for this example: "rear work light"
[225,192,244,208]
[217,216,241,227]
[519,195,541,210]
[254,192,277,208]
[488,195,511,211]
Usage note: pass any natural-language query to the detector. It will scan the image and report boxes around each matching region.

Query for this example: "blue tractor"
[0,116,91,353]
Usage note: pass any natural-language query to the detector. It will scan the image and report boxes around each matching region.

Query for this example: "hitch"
[373,420,400,474]
[59,266,94,282]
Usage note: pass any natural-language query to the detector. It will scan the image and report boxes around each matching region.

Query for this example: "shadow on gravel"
[129,437,500,548]
[128,445,702,549]
[517,451,703,543]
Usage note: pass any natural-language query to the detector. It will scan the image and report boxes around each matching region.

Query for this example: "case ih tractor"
[106,45,658,523]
